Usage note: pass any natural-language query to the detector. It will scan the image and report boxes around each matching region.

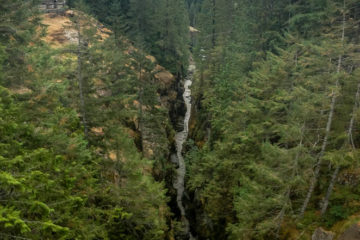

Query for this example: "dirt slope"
[42,11,111,47]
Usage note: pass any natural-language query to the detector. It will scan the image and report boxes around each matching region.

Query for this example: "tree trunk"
[347,81,360,149]
[321,166,340,215]
[138,61,144,155]
[276,124,304,237]
[76,20,88,138]
[299,0,346,218]
[212,0,216,47]
[321,80,360,215]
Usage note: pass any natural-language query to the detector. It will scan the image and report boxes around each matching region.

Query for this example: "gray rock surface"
[312,228,334,240]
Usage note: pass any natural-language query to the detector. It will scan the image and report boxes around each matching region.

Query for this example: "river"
[173,57,196,239]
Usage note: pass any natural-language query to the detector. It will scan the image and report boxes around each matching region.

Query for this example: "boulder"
[312,228,335,240]
[338,223,360,240]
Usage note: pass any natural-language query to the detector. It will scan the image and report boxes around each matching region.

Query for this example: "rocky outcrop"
[39,0,66,13]
[312,228,334,240]
[41,10,111,47]
[338,223,360,240]
[139,61,177,160]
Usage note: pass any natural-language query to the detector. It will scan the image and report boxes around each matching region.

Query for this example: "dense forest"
[1,0,360,239]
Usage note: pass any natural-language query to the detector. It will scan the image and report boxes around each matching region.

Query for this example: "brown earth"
[41,11,111,47]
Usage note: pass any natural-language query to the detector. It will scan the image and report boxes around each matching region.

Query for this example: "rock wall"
[312,228,335,240]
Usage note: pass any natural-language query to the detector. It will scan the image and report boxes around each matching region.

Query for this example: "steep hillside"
[0,3,182,239]
[40,11,180,160]
[38,10,190,239]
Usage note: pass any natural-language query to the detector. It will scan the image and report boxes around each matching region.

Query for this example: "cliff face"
[139,57,179,160]
[41,11,179,162]
[39,12,189,238]
[39,16,190,212]
[39,0,66,13]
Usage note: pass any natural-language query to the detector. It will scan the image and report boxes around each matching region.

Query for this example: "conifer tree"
[300,0,347,217]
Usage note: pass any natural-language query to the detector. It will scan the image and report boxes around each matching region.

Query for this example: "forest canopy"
[1,0,360,240]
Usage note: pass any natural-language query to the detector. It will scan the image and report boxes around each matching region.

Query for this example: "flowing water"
[173,58,196,239]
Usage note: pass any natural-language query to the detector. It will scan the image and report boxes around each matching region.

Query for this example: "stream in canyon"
[173,57,196,240]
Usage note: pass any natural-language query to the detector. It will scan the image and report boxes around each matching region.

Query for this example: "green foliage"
[0,1,170,239]
[188,0,360,239]
[326,205,351,226]
[2,0,360,239]
[82,0,189,75]
[0,207,30,234]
